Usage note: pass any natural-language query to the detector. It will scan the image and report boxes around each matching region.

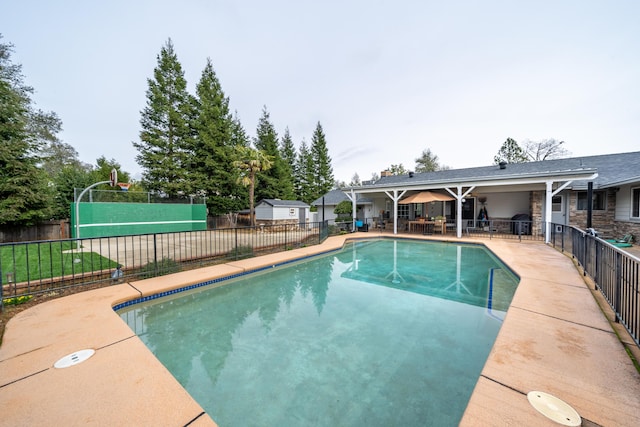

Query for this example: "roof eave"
[345,169,598,193]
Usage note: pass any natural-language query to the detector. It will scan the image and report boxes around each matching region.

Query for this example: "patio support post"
[393,190,399,234]
[456,186,463,238]
[445,186,474,238]
[351,188,357,232]
[545,181,553,244]
[384,190,406,234]
[545,180,574,243]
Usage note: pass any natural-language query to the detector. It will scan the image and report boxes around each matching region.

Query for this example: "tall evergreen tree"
[387,164,408,175]
[134,39,195,198]
[192,58,246,213]
[295,138,316,204]
[309,122,334,201]
[280,127,297,197]
[253,106,294,200]
[229,111,250,148]
[415,148,448,172]
[494,137,528,164]
[0,36,53,226]
[91,156,131,187]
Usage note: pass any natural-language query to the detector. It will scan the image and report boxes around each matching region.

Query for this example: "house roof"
[311,189,373,206]
[257,199,309,208]
[350,151,640,191]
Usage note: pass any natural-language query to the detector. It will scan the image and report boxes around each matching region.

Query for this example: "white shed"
[255,199,310,224]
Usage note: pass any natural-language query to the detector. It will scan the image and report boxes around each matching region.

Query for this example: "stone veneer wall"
[530,191,543,236]
[613,221,640,241]
[568,189,616,237]
[533,188,639,240]
[256,219,305,231]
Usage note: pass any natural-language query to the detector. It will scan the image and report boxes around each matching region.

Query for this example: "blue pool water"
[118,239,519,426]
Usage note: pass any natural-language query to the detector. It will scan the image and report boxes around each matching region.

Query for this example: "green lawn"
[1,241,118,283]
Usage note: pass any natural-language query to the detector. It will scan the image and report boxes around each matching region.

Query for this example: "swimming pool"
[118,239,519,426]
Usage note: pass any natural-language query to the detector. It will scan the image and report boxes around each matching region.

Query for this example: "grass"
[1,241,118,283]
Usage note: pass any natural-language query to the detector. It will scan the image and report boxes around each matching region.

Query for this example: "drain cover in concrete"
[54,349,95,369]
[527,391,581,426]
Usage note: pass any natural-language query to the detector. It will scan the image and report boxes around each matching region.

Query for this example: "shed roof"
[311,189,373,206]
[257,199,310,208]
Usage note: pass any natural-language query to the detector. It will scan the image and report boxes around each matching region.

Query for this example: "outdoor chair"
[606,233,633,244]
[606,233,633,248]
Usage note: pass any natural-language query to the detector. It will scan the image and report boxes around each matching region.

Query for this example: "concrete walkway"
[1,233,639,426]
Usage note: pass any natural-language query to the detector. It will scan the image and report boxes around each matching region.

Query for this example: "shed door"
[298,208,305,224]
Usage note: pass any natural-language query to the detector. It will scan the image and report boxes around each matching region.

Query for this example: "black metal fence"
[550,224,639,347]
[1,221,328,310]
[370,218,544,241]
[463,219,544,241]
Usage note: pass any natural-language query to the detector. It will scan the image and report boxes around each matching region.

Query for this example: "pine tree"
[309,122,334,201]
[229,111,250,148]
[295,138,316,204]
[494,137,527,164]
[134,39,195,198]
[192,58,246,214]
[253,106,294,200]
[0,37,53,226]
[280,127,297,198]
[415,148,448,172]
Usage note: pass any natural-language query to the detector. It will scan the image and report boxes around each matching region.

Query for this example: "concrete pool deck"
[1,233,639,426]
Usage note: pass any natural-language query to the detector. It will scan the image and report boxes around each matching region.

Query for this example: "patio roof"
[344,151,640,192]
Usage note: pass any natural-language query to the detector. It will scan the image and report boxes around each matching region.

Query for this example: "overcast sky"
[2,0,639,183]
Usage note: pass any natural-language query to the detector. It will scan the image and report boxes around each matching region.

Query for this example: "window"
[632,187,640,218]
[552,196,563,212]
[412,203,423,218]
[576,191,606,211]
[397,204,409,219]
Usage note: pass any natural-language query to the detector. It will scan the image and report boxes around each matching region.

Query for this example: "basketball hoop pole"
[75,169,118,239]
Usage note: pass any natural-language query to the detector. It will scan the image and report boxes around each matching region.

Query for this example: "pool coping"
[1,232,639,426]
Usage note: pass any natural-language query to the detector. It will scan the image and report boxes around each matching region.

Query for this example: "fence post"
[235,227,238,260]
[153,234,158,276]
[583,234,588,276]
[594,241,600,291]
[518,222,522,242]
[614,251,621,323]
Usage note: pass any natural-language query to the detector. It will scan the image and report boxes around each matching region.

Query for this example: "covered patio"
[343,163,599,243]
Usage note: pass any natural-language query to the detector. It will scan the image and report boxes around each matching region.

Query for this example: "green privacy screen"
[71,202,207,238]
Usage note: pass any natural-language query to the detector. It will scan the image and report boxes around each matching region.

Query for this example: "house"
[334,151,640,242]
[311,189,374,225]
[254,199,310,227]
